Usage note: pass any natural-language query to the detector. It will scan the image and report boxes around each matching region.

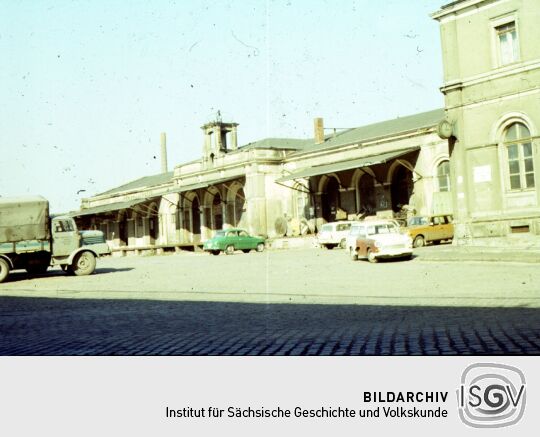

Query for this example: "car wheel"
[402,254,413,261]
[71,251,96,276]
[211,250,220,256]
[339,238,346,249]
[349,248,358,261]
[225,245,235,255]
[256,243,265,253]
[367,249,378,263]
[433,240,441,245]
[242,249,250,253]
[0,258,10,283]
[413,235,425,248]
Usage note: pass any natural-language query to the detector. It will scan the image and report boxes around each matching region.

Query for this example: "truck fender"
[0,254,14,269]
[67,248,98,265]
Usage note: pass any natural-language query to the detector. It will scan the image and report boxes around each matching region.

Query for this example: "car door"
[441,215,454,240]
[224,230,238,248]
[237,230,251,249]
[430,216,447,241]
[51,218,80,257]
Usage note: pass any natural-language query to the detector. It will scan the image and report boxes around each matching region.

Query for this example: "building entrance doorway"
[321,176,340,222]
[391,164,413,212]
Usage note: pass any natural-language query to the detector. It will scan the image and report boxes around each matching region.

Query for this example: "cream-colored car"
[317,221,359,249]
[350,220,413,263]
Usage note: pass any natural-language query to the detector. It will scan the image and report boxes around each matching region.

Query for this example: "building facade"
[74,109,450,253]
[432,0,540,246]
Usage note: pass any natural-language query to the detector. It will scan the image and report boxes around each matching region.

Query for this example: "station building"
[73,109,451,254]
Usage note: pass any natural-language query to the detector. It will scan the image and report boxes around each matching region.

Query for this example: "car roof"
[358,220,399,226]
[324,220,362,225]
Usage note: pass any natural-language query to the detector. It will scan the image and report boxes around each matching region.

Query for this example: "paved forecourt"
[1,248,539,355]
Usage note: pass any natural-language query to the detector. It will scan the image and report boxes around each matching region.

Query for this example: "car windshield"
[349,226,362,235]
[408,217,429,226]
[366,223,399,236]
[215,231,226,237]
[321,225,332,232]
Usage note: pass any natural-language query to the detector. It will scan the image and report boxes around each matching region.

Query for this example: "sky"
[0,0,447,213]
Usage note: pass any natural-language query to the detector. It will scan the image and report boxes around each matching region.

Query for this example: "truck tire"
[71,251,96,276]
[0,258,10,283]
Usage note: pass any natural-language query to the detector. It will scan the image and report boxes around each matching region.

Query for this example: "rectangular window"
[507,142,535,190]
[496,22,519,65]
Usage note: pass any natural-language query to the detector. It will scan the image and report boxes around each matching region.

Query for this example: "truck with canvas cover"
[0,196,110,283]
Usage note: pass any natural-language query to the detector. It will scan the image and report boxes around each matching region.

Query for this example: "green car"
[203,228,266,255]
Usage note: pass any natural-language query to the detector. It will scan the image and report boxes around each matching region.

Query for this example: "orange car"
[406,215,454,247]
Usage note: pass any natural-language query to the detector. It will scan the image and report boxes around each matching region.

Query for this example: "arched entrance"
[212,192,223,230]
[191,196,201,242]
[357,174,376,215]
[321,176,340,222]
[148,202,159,245]
[391,164,414,212]
[117,210,128,246]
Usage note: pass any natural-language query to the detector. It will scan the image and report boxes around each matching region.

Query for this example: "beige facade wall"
[434,0,540,246]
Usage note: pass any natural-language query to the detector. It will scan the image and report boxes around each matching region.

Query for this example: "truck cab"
[50,215,111,274]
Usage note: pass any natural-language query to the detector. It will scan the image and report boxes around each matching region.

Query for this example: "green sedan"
[203,228,266,255]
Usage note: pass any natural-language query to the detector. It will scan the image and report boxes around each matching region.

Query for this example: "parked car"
[406,215,454,247]
[203,228,265,255]
[350,220,413,263]
[317,221,359,249]
[345,222,364,256]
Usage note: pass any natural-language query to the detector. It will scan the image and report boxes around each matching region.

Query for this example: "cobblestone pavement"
[1,297,539,355]
[1,248,539,355]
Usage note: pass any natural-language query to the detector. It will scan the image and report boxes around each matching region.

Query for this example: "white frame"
[490,13,520,68]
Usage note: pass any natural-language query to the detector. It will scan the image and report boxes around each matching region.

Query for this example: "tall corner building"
[432,0,540,246]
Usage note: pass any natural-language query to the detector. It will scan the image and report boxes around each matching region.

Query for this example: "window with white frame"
[504,122,534,190]
[436,160,451,192]
[496,21,519,65]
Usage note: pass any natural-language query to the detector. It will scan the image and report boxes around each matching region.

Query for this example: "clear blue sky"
[0,0,446,213]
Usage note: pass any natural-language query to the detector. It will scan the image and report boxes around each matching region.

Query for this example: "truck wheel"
[72,251,96,276]
[339,238,346,249]
[0,258,10,283]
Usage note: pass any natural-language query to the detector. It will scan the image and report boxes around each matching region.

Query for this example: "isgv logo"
[458,363,526,428]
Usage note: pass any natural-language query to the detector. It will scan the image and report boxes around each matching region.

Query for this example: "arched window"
[504,122,534,190]
[436,160,451,192]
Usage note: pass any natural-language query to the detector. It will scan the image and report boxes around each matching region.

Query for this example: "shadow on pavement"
[1,296,539,356]
[3,267,134,283]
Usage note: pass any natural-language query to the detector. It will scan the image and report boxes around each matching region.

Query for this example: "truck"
[0,196,111,283]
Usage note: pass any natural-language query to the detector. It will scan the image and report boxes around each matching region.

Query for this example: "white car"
[317,221,359,249]
[349,220,413,263]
